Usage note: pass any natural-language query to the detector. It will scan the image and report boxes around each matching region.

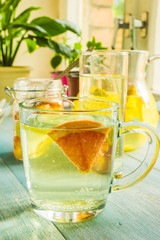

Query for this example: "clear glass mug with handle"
[19,97,160,223]
[79,50,128,177]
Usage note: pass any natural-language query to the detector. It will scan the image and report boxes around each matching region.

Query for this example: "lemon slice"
[29,136,53,158]
[22,124,49,135]
[21,123,52,158]
[89,86,121,103]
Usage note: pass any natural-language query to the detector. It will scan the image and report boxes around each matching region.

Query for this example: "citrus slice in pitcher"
[48,120,110,173]
[89,86,120,103]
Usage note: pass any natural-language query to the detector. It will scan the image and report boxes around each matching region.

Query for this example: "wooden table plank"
[0,116,13,152]
[0,157,65,240]
[1,152,27,188]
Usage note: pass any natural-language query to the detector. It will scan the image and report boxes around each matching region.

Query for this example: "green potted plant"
[0,0,81,99]
[50,36,107,97]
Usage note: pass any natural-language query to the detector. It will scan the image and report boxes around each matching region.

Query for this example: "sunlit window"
[81,0,124,49]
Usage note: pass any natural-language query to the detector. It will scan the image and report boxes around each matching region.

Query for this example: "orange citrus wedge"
[14,136,22,160]
[48,120,110,173]
[35,101,62,110]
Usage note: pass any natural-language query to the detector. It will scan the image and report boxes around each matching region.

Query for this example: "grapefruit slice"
[48,120,110,173]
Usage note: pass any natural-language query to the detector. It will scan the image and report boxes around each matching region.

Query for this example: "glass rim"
[12,78,64,92]
[15,77,61,82]
[9,87,66,93]
[19,97,120,113]
[121,50,149,54]
[81,49,148,56]
[81,49,128,56]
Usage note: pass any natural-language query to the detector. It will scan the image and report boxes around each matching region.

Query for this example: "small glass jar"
[5,78,67,160]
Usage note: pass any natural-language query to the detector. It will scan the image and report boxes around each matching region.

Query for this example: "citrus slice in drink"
[29,137,53,158]
[89,86,120,103]
[14,136,23,160]
[92,128,114,173]
[89,86,110,98]
[21,123,52,158]
[48,120,110,173]
[35,101,62,110]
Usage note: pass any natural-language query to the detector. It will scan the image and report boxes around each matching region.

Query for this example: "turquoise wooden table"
[0,116,160,240]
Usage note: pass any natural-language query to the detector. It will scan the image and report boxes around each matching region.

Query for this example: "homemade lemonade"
[80,74,126,121]
[80,74,126,176]
[20,112,117,213]
[124,85,159,151]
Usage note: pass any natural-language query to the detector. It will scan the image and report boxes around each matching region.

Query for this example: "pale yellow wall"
[14,0,59,77]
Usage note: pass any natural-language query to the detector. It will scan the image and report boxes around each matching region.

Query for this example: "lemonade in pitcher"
[124,50,159,151]
[124,85,159,151]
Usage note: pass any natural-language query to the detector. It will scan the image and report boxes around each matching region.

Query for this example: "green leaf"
[49,40,72,58]
[74,42,82,51]
[27,36,73,58]
[31,17,67,36]
[14,7,40,23]
[86,36,107,50]
[1,12,12,29]
[86,41,92,48]
[56,19,81,36]
[31,36,72,58]
[11,29,26,38]
[0,0,21,12]
[95,42,102,49]
[50,55,62,69]
[71,49,80,60]
[91,36,96,44]
[10,23,48,36]
[31,36,48,47]
[25,38,37,53]
[0,0,21,28]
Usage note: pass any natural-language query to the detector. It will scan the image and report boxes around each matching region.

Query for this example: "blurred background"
[4,0,160,94]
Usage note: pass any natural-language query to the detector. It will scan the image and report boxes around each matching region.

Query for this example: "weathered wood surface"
[0,157,65,240]
[0,117,160,240]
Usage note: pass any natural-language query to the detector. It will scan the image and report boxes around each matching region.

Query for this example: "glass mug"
[79,50,128,177]
[19,97,160,223]
[5,78,67,160]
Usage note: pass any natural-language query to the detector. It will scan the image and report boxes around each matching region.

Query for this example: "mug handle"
[148,54,160,63]
[111,121,160,192]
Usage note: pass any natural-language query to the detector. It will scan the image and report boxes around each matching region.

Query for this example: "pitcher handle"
[111,121,160,192]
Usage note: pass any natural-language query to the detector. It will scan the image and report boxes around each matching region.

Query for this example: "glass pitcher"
[5,78,68,160]
[124,50,160,151]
